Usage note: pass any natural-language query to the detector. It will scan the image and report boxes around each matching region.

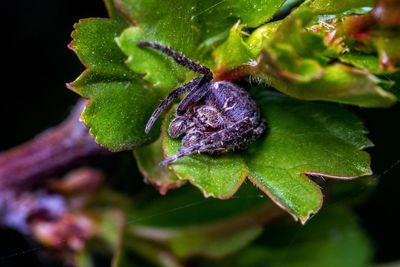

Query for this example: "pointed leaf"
[76,79,159,151]
[245,91,372,222]
[134,137,184,195]
[69,18,131,78]
[69,19,160,151]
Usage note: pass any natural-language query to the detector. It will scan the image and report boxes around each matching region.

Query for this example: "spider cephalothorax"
[138,41,265,166]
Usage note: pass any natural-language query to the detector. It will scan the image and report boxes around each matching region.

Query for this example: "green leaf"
[259,63,397,107]
[204,207,372,267]
[266,10,328,62]
[213,23,255,73]
[119,236,181,267]
[169,226,263,258]
[245,91,372,222]
[115,0,286,88]
[69,19,160,151]
[78,79,159,151]
[96,210,125,249]
[128,186,281,259]
[213,7,397,106]
[162,90,372,222]
[92,209,130,267]
[213,8,327,76]
[116,27,186,90]
[69,18,131,78]
[71,1,289,151]
[134,137,184,195]
[336,1,400,72]
[131,183,269,227]
[339,52,386,75]
[103,0,129,27]
[212,21,283,75]
[305,0,373,15]
[253,8,397,107]
[117,0,286,40]
[68,1,385,224]
[96,210,164,267]
[247,21,281,53]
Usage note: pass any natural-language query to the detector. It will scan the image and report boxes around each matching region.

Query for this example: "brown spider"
[138,41,265,166]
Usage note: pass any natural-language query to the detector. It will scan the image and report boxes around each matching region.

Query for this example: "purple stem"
[0,100,109,190]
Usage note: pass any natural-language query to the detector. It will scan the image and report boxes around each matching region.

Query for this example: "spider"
[138,41,266,166]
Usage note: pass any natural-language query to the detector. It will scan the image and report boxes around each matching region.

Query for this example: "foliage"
[78,186,374,267]
[67,0,400,265]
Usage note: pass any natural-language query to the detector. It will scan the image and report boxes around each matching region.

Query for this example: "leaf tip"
[67,41,75,51]
[65,82,75,93]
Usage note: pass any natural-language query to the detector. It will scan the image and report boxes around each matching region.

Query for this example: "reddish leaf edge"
[160,134,372,223]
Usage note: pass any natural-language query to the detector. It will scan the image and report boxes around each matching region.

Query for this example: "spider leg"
[145,77,201,133]
[160,118,257,166]
[254,120,266,136]
[137,41,213,80]
[176,76,211,115]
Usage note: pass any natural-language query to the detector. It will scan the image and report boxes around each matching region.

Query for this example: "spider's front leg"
[138,41,215,132]
[137,41,213,79]
[145,77,201,133]
[160,117,261,166]
[176,77,212,116]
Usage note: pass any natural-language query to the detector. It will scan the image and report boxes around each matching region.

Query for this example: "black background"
[1,1,399,266]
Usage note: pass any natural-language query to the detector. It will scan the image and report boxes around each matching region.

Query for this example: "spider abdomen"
[207,81,261,123]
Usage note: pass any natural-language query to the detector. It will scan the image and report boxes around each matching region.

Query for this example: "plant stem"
[0,100,109,190]
[129,203,284,242]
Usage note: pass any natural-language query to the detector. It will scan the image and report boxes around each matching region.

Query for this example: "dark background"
[1,0,399,266]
